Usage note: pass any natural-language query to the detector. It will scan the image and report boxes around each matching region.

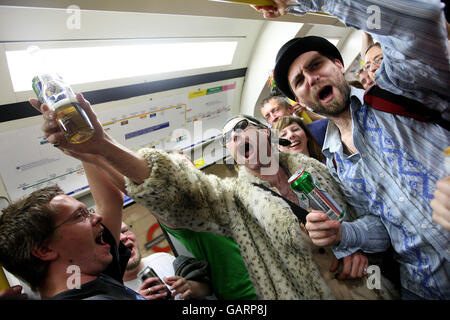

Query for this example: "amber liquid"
[0,266,10,291]
[54,102,95,144]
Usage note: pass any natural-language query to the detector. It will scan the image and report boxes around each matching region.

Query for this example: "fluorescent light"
[6,41,238,92]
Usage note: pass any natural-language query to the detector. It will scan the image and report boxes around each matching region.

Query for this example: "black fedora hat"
[273,36,344,101]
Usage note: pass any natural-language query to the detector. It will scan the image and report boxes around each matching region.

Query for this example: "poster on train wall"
[0,82,235,201]
[183,82,235,150]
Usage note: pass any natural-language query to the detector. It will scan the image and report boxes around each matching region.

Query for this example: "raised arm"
[30,95,148,244]
[361,32,374,60]
[32,94,234,235]
[83,161,124,245]
[32,94,151,185]
[255,0,450,116]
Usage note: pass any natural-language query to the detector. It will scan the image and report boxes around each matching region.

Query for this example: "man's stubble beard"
[126,249,142,271]
[306,79,351,117]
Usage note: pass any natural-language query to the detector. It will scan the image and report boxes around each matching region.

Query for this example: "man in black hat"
[261,0,450,300]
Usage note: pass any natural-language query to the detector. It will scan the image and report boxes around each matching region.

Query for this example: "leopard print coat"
[125,148,378,299]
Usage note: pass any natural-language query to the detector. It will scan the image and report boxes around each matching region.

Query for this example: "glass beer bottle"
[32,74,94,144]
[0,265,10,292]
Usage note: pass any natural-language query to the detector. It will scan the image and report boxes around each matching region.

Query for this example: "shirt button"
[379,173,385,178]
[321,5,327,11]
[399,196,405,202]
[421,223,427,229]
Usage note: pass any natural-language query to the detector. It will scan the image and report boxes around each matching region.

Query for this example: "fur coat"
[125,148,395,299]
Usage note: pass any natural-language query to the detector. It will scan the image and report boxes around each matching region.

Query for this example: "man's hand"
[138,277,171,300]
[330,251,368,280]
[164,276,211,300]
[252,0,293,18]
[29,93,109,157]
[292,103,307,116]
[0,285,28,299]
[31,93,151,185]
[306,210,342,247]
[431,176,450,230]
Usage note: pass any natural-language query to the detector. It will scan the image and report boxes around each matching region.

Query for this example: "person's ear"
[334,59,345,73]
[295,97,307,108]
[32,244,58,262]
[285,103,293,114]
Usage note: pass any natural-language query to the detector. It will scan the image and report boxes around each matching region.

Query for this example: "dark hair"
[355,67,366,78]
[0,185,64,291]
[364,42,381,56]
[273,116,326,163]
[274,36,344,101]
[348,80,364,90]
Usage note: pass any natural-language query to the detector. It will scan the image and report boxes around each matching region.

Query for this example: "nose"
[305,73,319,87]
[120,232,127,242]
[369,63,378,73]
[90,212,103,225]
[285,130,294,141]
[271,115,279,124]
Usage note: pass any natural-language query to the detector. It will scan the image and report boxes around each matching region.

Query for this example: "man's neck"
[246,160,288,190]
[123,261,144,283]
[39,264,98,299]
[328,108,352,136]
[328,108,357,154]
[246,160,300,205]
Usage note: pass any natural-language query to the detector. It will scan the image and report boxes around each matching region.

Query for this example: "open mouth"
[318,85,334,102]
[239,142,253,159]
[125,243,135,255]
[95,231,109,248]
[289,141,301,148]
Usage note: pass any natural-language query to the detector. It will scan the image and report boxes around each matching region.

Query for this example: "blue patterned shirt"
[286,0,450,299]
[324,88,450,299]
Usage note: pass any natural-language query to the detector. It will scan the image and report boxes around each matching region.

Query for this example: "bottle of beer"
[0,265,10,292]
[288,170,345,221]
[32,74,94,144]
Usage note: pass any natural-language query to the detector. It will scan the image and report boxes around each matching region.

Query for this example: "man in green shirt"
[161,224,257,300]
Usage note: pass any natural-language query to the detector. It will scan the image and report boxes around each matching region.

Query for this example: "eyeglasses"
[53,207,92,230]
[364,55,383,71]
[222,119,264,146]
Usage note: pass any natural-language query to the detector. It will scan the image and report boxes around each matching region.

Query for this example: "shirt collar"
[350,86,365,105]
[322,86,365,156]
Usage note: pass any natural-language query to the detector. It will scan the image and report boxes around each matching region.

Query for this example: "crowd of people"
[0,0,448,300]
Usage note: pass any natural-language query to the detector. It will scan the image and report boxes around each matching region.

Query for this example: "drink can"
[289,170,345,221]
